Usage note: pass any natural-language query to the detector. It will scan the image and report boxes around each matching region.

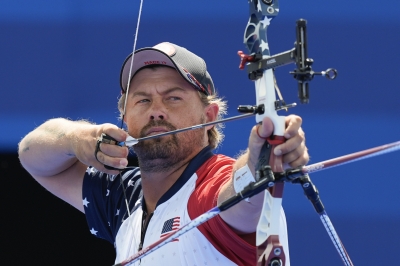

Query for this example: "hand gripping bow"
[237,1,337,265]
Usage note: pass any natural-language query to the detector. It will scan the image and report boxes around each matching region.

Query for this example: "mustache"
[139,120,177,138]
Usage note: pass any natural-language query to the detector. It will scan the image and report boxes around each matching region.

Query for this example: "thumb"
[256,116,274,139]
[248,117,275,164]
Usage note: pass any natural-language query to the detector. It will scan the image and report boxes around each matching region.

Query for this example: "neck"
[139,148,200,214]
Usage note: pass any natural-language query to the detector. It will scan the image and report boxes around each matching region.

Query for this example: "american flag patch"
[160,217,180,242]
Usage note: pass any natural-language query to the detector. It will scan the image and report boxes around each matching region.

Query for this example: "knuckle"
[112,144,129,157]
[103,158,118,170]
[293,154,308,167]
[100,143,111,153]
[121,146,129,157]
[96,151,104,162]
[102,124,121,137]
[103,123,118,131]
[299,128,306,139]
[286,114,302,124]
[294,115,302,124]
[108,157,118,167]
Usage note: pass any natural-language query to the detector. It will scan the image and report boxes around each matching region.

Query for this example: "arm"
[217,115,308,233]
[18,118,129,212]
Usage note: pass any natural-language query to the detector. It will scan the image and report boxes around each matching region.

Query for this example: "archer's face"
[123,66,210,170]
[124,66,207,137]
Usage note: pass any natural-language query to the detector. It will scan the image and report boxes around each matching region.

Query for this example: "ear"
[204,103,219,131]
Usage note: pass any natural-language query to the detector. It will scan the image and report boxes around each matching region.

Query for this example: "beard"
[132,116,206,172]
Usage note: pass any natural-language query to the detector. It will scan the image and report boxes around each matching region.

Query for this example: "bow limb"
[243,1,287,265]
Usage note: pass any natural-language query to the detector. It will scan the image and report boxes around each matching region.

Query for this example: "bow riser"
[244,1,287,265]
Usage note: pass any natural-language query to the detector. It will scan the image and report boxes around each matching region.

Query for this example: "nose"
[149,99,166,121]
[150,114,164,120]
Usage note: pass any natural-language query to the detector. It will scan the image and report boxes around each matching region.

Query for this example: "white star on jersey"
[128,178,135,187]
[83,197,90,207]
[90,228,98,235]
[86,167,96,176]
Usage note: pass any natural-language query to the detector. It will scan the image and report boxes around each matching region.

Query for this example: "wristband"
[233,164,256,201]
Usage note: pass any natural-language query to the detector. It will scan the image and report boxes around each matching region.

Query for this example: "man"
[19,42,308,265]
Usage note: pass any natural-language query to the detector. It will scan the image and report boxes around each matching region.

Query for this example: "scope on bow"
[238,19,337,104]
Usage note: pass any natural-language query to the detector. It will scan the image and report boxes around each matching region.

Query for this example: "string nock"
[237,104,264,114]
[237,51,258,69]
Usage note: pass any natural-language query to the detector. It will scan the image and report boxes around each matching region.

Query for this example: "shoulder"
[83,166,142,200]
[195,154,235,183]
[190,154,235,204]
[84,166,141,183]
[82,166,143,243]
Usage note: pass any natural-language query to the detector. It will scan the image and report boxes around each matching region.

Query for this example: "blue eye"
[137,99,150,103]
[169,97,181,101]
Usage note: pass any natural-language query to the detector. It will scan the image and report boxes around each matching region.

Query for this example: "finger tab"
[101,133,119,145]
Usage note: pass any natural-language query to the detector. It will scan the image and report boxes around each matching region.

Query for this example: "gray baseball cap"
[120,42,215,96]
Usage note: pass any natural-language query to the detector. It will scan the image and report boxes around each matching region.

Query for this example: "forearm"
[18,118,95,177]
[218,115,308,234]
[218,149,265,233]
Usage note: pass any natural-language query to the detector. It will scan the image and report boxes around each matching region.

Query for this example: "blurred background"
[1,0,399,265]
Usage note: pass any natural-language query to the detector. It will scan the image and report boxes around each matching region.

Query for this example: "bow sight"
[238,19,337,105]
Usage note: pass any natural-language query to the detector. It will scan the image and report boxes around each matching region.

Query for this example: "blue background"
[2,0,400,265]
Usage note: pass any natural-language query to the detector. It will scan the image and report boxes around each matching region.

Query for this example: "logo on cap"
[143,60,167,66]
[183,68,207,95]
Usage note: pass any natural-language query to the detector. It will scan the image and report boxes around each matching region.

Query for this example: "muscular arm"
[18,118,129,212]
[217,115,308,233]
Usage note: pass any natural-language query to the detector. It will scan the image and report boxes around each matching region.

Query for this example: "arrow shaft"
[302,141,400,174]
[126,113,255,146]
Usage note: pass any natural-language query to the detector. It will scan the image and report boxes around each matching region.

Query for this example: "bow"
[238,1,340,265]
[239,1,287,265]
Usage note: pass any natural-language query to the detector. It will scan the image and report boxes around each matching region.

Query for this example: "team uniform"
[82,146,290,265]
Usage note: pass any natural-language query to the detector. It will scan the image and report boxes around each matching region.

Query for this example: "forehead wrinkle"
[162,86,190,95]
[131,86,190,98]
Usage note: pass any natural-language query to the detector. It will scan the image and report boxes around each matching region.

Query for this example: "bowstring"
[117,0,144,257]
[122,0,144,118]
